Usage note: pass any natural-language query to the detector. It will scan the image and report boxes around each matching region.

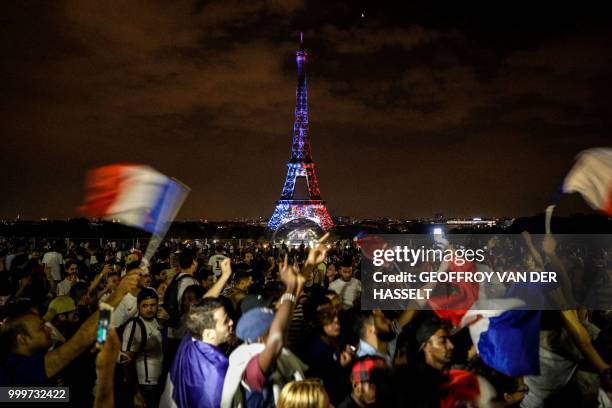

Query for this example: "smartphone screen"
[97,303,113,347]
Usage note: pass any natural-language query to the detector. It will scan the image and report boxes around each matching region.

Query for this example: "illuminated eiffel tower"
[268,34,333,232]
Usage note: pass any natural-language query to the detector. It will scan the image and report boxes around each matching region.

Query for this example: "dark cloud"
[1,1,611,220]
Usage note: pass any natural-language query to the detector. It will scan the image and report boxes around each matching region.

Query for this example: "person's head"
[30,250,41,261]
[339,258,353,282]
[486,370,527,407]
[137,288,159,321]
[195,268,215,290]
[417,315,454,371]
[326,263,337,281]
[277,380,331,408]
[523,253,537,270]
[0,312,52,355]
[316,304,341,338]
[157,247,170,262]
[236,307,275,343]
[181,284,206,313]
[106,272,120,290]
[372,309,395,342]
[355,309,396,345]
[65,261,79,282]
[185,297,233,346]
[152,279,168,299]
[179,251,197,274]
[324,290,342,312]
[234,271,253,291]
[45,296,80,336]
[267,256,275,267]
[244,251,254,264]
[139,272,152,288]
[350,356,388,406]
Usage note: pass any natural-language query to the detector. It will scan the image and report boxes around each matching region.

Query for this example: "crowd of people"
[0,233,610,407]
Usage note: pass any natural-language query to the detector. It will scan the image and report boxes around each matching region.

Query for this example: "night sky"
[2,1,611,220]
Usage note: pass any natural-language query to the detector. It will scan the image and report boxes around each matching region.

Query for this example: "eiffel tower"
[268,34,333,232]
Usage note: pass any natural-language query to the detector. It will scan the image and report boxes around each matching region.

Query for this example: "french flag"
[80,164,190,235]
[460,299,541,377]
[563,148,612,215]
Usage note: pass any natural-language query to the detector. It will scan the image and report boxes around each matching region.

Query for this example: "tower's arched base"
[267,200,333,232]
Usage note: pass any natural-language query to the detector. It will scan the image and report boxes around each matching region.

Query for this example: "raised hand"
[305,232,331,267]
[340,344,356,367]
[279,254,298,291]
[101,264,113,276]
[542,235,557,255]
[220,257,233,280]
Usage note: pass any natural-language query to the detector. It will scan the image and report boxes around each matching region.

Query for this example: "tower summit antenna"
[299,32,304,49]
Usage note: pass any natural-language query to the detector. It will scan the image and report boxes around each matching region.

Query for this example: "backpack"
[163,273,194,328]
[115,316,150,400]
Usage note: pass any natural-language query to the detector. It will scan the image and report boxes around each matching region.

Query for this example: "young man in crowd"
[208,245,227,278]
[416,313,455,373]
[338,356,388,408]
[160,296,234,408]
[221,254,308,408]
[42,243,63,288]
[122,287,164,408]
[56,260,79,296]
[43,295,80,350]
[328,257,361,310]
[110,264,148,328]
[222,270,253,310]
[165,250,200,343]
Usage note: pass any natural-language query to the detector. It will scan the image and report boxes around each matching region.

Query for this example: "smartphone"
[96,302,114,347]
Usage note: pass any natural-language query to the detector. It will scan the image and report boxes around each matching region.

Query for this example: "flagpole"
[545,205,555,235]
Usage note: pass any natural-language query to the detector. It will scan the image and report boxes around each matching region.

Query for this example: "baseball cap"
[351,356,388,384]
[236,307,275,343]
[416,313,444,346]
[44,296,77,322]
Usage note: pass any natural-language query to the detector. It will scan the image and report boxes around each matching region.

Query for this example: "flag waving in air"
[80,164,190,235]
[546,147,612,233]
[562,148,612,215]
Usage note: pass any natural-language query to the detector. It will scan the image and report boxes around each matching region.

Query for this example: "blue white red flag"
[460,299,541,377]
[80,164,189,235]
[160,335,228,408]
[563,147,612,215]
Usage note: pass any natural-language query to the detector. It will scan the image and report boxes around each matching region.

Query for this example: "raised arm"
[302,233,330,278]
[521,231,545,270]
[258,255,297,375]
[94,329,121,408]
[88,264,112,298]
[541,235,575,306]
[561,309,610,377]
[44,270,139,378]
[204,258,233,298]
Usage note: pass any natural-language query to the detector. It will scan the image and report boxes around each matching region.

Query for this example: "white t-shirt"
[121,317,163,385]
[168,273,199,339]
[42,251,63,281]
[111,292,138,328]
[56,278,74,296]
[208,255,227,278]
[329,278,362,309]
